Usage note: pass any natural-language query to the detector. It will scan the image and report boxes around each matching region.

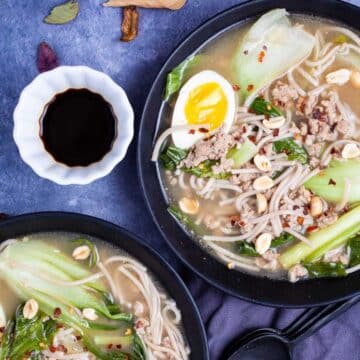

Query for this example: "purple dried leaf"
[37,42,59,73]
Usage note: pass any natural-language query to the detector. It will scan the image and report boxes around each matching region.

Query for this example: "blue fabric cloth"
[0,1,359,359]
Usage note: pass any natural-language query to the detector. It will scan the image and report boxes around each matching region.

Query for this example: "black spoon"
[223,295,360,360]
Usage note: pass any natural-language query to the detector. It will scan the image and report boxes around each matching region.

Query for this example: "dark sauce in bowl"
[40,88,116,167]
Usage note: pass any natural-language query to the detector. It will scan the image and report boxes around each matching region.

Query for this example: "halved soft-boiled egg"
[171,70,237,149]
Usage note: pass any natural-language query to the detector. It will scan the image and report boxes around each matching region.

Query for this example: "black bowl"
[0,212,209,360]
[137,0,360,307]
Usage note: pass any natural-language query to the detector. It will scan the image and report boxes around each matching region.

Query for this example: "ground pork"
[182,131,235,168]
[316,209,338,228]
[229,172,258,186]
[323,246,350,265]
[272,81,298,108]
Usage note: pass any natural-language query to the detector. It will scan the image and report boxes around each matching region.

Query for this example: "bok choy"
[279,204,360,268]
[233,9,315,105]
[0,240,146,360]
[305,159,360,203]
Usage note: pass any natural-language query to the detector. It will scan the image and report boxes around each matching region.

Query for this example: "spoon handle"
[284,295,360,343]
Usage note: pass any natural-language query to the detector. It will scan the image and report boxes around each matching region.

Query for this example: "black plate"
[0,212,209,360]
[137,0,360,307]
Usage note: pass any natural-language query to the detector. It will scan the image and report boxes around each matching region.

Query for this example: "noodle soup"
[153,9,360,282]
[0,233,189,359]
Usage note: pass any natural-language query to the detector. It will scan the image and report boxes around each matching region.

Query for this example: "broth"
[156,12,360,282]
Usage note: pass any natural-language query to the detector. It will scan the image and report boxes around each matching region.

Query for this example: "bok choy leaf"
[305,159,360,203]
[279,204,360,268]
[233,9,315,105]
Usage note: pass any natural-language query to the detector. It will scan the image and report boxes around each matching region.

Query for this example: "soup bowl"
[0,212,209,359]
[137,0,360,307]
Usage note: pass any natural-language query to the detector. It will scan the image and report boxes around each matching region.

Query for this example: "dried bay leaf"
[44,0,79,25]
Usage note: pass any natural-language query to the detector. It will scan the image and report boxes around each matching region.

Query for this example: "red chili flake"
[188,129,195,134]
[230,215,241,226]
[232,84,240,91]
[0,327,4,333]
[259,147,266,155]
[234,136,240,141]
[243,50,249,55]
[297,216,304,225]
[330,147,338,154]
[199,127,209,133]
[248,135,256,143]
[53,307,62,318]
[257,50,266,63]
[272,129,279,137]
[293,205,300,210]
[242,125,247,133]
[328,178,337,186]
[306,225,318,233]
[76,335,82,341]
[116,345,122,349]
[107,344,113,349]
[282,221,290,228]
[50,346,57,353]
[247,84,254,92]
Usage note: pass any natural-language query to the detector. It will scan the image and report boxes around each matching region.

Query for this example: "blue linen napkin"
[186,273,360,359]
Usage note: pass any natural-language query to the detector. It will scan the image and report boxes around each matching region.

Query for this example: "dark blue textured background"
[0,1,359,359]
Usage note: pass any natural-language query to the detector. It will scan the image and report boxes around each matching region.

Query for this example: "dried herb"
[37,42,59,73]
[44,0,79,25]
[121,6,139,42]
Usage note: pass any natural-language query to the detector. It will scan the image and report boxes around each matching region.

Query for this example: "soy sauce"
[40,88,116,167]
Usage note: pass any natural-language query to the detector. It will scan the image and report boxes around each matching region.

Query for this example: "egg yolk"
[184,82,228,130]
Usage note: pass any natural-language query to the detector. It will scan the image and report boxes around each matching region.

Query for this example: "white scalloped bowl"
[13,66,134,185]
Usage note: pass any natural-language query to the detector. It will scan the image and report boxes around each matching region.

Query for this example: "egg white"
[171,70,236,149]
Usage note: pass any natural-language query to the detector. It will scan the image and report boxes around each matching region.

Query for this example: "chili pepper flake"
[306,225,318,233]
[272,129,279,137]
[328,178,337,185]
[232,84,241,91]
[199,127,209,133]
[247,84,254,92]
[188,129,195,134]
[258,50,266,63]
[248,135,256,143]
[297,216,305,225]
[53,307,62,318]
[243,50,249,55]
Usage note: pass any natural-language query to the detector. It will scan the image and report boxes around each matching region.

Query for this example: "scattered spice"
[37,42,59,73]
[104,0,186,10]
[297,216,304,225]
[116,345,122,349]
[257,50,266,63]
[247,84,254,92]
[248,135,256,143]
[53,307,62,318]
[44,0,79,25]
[107,344,113,349]
[198,127,209,133]
[188,129,195,134]
[121,6,139,42]
[243,50,249,55]
[262,45,268,50]
[306,225,318,233]
[272,129,279,137]
[328,178,337,186]
[232,84,240,91]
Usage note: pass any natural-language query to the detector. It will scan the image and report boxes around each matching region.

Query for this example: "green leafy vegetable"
[44,0,79,25]
[0,240,144,360]
[72,238,99,268]
[280,204,360,268]
[168,206,202,234]
[183,160,231,180]
[303,261,347,278]
[348,236,360,267]
[250,97,282,117]
[160,146,188,171]
[238,242,258,257]
[164,55,199,101]
[273,138,309,164]
[233,9,315,104]
[0,320,14,360]
[271,233,295,248]
[4,305,57,360]
[305,159,360,204]
[227,139,257,167]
